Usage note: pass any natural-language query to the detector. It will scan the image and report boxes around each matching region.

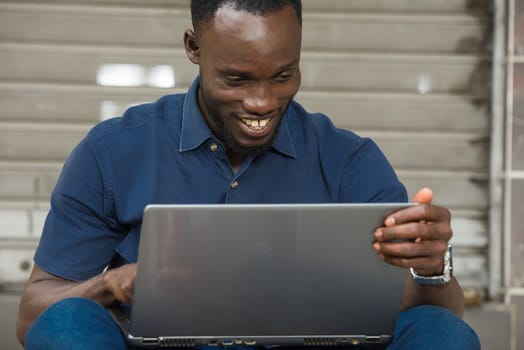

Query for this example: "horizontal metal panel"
[399,171,488,210]
[0,198,487,249]
[301,0,491,14]
[0,246,35,285]
[0,123,88,161]
[0,43,198,86]
[0,82,170,123]
[365,131,489,171]
[0,159,488,210]
[0,205,486,246]
[0,244,487,289]
[0,3,489,53]
[451,216,488,248]
[2,0,489,14]
[454,254,488,289]
[0,207,47,238]
[303,13,489,53]
[0,162,61,200]
[0,210,30,238]
[0,43,490,94]
[0,3,191,48]
[298,91,490,133]
[0,121,487,171]
[0,230,488,291]
[300,52,490,94]
[0,83,490,133]
[0,199,50,211]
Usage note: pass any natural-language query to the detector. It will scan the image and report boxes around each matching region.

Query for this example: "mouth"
[240,117,272,132]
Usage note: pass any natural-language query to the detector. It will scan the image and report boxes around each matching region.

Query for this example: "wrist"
[98,270,119,306]
[410,244,453,285]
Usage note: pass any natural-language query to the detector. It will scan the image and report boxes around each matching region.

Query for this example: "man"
[17,0,480,349]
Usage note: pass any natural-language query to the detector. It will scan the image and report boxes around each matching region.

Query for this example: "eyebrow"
[219,60,299,77]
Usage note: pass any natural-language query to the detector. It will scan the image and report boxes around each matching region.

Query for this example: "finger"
[375,221,452,242]
[373,240,448,260]
[412,187,433,204]
[384,204,451,227]
[383,188,436,227]
[374,240,447,275]
[104,264,136,304]
[121,280,135,303]
[375,222,428,242]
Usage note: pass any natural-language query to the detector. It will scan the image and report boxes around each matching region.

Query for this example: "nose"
[242,82,279,116]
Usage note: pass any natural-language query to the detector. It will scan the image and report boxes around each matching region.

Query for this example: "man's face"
[185,5,302,156]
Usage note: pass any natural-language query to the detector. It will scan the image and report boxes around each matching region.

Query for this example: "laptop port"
[366,336,382,343]
[222,339,234,346]
[207,339,218,346]
[244,339,257,345]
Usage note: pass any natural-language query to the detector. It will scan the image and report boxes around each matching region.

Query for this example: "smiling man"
[17,1,480,349]
[185,3,302,170]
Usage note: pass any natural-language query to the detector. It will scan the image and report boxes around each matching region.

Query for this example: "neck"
[227,150,246,174]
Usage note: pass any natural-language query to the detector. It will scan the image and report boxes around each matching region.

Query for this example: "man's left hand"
[373,187,452,276]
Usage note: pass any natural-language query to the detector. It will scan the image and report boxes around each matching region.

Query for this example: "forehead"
[198,5,302,65]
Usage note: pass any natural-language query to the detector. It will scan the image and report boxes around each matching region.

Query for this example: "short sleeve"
[34,135,126,281]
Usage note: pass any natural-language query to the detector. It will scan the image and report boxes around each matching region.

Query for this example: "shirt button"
[210,143,218,152]
[231,181,239,189]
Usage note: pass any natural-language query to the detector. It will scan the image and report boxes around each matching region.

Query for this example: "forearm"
[16,271,115,344]
[400,274,465,318]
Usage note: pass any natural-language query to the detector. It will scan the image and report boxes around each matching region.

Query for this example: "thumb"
[413,187,433,204]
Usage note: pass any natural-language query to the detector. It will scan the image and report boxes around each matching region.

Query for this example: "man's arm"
[373,188,465,317]
[400,274,464,317]
[16,263,137,345]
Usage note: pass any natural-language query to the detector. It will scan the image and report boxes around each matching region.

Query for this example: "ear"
[184,29,200,65]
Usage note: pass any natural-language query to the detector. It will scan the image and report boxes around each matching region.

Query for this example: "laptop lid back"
[129,203,409,347]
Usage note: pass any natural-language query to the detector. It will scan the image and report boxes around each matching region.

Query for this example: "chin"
[227,138,273,156]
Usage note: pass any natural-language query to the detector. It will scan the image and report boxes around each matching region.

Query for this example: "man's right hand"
[16,262,137,345]
[102,263,137,305]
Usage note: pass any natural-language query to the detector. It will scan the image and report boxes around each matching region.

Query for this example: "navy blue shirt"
[35,78,407,281]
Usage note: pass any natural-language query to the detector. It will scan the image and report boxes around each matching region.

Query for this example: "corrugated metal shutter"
[0,0,492,293]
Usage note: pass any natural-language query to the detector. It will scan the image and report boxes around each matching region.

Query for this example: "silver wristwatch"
[410,244,453,285]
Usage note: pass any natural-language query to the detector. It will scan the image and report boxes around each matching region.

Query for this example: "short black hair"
[191,0,302,32]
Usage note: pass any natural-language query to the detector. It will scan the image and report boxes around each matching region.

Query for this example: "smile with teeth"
[241,118,271,131]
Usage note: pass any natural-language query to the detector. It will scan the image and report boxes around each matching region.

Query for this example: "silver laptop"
[111,203,412,347]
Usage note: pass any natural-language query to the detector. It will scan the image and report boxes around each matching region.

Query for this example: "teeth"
[241,118,270,129]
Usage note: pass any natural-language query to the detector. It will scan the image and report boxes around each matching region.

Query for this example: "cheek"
[205,90,243,115]
[201,90,244,126]
[200,79,241,108]
[286,73,301,98]
[274,74,301,102]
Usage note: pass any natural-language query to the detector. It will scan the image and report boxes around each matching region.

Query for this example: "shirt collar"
[179,77,214,152]
[179,77,296,159]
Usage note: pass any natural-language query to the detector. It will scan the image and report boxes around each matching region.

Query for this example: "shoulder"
[286,100,365,155]
[286,100,406,202]
[85,93,185,144]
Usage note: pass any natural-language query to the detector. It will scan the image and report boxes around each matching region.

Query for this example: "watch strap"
[410,244,453,285]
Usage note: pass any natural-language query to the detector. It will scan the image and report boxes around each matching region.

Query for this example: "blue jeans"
[25,298,480,350]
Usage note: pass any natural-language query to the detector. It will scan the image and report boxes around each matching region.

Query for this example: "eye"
[274,70,294,82]
[224,76,249,87]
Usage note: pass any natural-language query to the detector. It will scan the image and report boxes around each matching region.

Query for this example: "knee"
[392,305,481,350]
[25,297,125,350]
